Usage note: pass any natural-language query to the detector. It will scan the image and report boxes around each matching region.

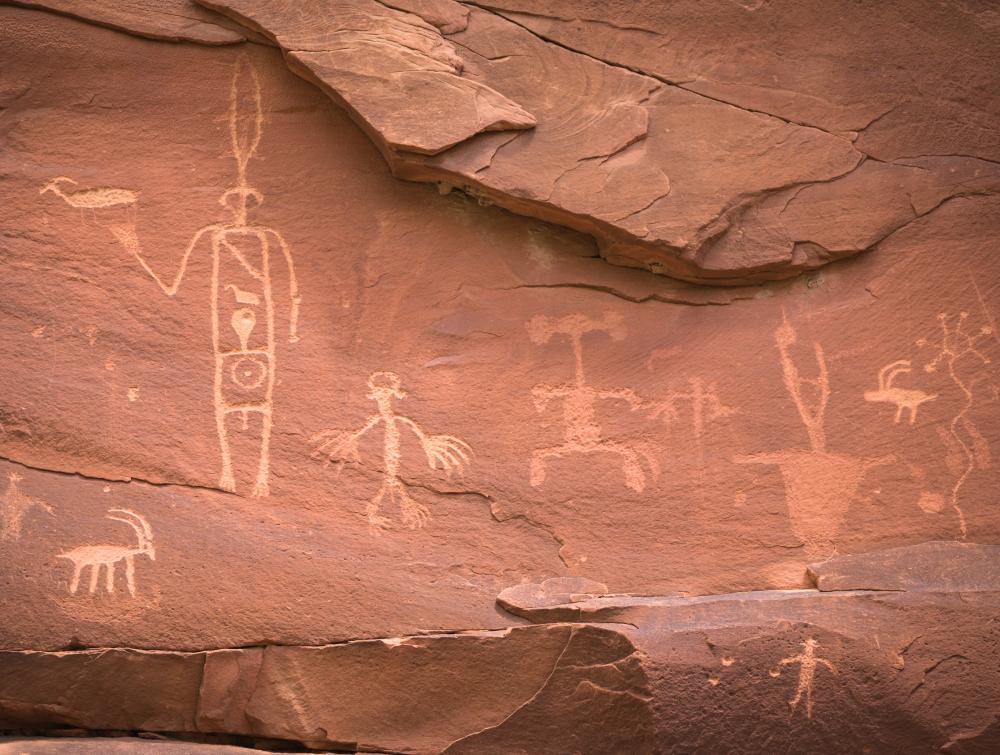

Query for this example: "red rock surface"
[1,1,998,752]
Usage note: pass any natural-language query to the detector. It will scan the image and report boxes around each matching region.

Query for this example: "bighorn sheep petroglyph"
[57,508,155,597]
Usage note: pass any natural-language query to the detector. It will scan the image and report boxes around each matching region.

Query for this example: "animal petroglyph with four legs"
[917,311,996,538]
[735,314,894,558]
[311,372,472,534]
[864,360,937,424]
[57,509,155,597]
[773,638,837,720]
[527,312,658,492]
[41,56,302,497]
[1,472,53,541]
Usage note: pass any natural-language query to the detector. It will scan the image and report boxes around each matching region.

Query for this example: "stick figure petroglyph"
[527,312,658,492]
[648,377,734,466]
[917,311,996,538]
[42,56,302,497]
[735,314,894,558]
[57,509,155,597]
[1,472,53,541]
[864,360,937,424]
[773,638,838,720]
[310,371,471,534]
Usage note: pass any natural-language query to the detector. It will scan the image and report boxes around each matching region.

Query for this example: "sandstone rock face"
[0,1,998,752]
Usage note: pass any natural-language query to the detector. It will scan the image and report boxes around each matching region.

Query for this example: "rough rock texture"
[2,545,997,753]
[0,741,276,754]
[1,1,999,752]
[2,0,258,44]
[480,0,1000,162]
[194,0,1000,284]
[1,625,656,753]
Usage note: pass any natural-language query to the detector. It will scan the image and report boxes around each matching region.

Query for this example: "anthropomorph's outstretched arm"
[266,229,302,343]
[597,387,644,410]
[397,416,471,473]
[110,223,219,297]
[310,416,382,467]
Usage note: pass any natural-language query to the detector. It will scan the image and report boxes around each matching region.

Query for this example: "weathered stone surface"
[201,0,535,156]
[0,625,656,754]
[496,575,608,619]
[0,739,273,754]
[500,575,1000,753]
[191,0,1000,284]
[3,0,255,45]
[808,541,1000,593]
[481,0,1000,162]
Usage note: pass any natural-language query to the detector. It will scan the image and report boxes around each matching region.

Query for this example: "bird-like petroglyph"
[311,371,471,534]
[40,177,139,210]
[735,314,894,558]
[1,471,53,541]
[864,360,937,424]
[57,509,155,597]
[917,310,996,538]
[43,56,302,497]
[527,312,657,493]
[773,638,838,720]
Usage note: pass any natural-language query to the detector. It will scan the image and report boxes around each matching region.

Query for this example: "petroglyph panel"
[3,6,999,667]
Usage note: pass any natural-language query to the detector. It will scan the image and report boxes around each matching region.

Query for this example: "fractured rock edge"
[9,1,1000,286]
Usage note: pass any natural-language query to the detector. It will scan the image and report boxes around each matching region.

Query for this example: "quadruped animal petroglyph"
[311,371,472,535]
[864,360,937,424]
[57,508,155,597]
[527,312,658,493]
[43,56,302,497]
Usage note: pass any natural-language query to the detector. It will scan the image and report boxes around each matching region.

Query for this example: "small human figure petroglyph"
[864,359,937,424]
[40,177,139,210]
[916,311,996,538]
[1,471,53,541]
[774,637,837,720]
[57,509,155,597]
[648,377,734,438]
[42,56,302,498]
[310,371,471,534]
[527,312,657,492]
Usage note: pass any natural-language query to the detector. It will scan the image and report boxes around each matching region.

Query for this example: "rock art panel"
[1,7,1000,751]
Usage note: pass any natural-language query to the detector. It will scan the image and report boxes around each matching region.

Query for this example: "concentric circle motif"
[231,356,267,390]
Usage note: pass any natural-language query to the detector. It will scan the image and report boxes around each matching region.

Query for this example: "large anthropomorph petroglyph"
[527,312,657,492]
[43,56,301,496]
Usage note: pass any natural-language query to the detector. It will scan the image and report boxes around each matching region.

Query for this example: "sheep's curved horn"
[107,508,153,545]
